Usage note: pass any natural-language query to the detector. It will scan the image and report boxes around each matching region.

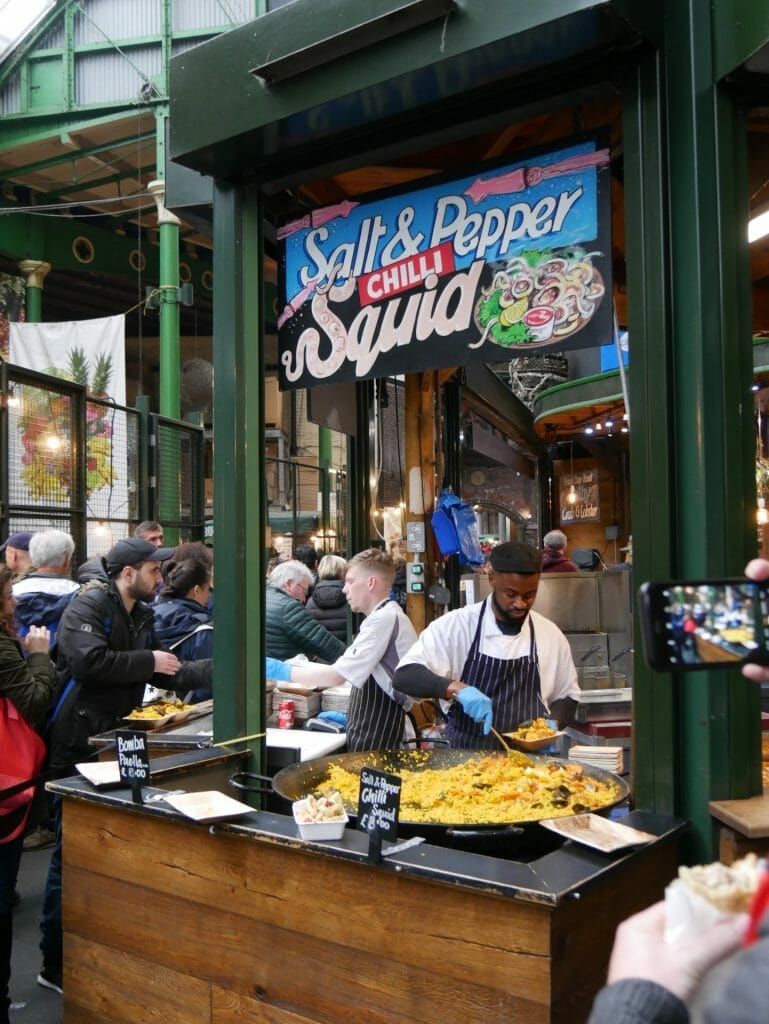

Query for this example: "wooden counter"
[709,792,769,863]
[51,767,684,1024]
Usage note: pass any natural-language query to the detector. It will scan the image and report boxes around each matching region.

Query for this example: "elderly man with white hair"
[13,529,80,646]
[541,529,579,573]
[265,558,346,663]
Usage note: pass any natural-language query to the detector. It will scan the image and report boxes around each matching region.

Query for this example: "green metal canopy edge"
[169,0,651,180]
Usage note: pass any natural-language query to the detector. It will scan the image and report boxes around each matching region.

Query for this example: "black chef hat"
[489,541,542,574]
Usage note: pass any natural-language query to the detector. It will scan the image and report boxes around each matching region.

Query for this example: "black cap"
[489,541,542,574]
[104,537,175,575]
[0,530,34,552]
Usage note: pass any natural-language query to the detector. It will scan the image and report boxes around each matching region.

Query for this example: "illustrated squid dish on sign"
[472,246,605,350]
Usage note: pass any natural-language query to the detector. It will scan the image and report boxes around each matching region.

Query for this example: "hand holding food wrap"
[664,853,766,944]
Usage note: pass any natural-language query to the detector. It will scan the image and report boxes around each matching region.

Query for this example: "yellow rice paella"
[316,752,623,825]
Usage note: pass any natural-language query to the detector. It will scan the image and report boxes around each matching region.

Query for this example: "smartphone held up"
[639,578,769,671]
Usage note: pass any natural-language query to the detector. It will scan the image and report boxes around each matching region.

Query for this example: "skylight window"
[0,0,55,66]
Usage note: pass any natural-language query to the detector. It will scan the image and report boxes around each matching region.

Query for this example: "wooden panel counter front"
[51,776,684,1024]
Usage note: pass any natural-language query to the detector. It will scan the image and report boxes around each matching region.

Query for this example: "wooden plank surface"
[63,800,553,1024]
[61,798,679,1024]
[64,933,210,1023]
[708,793,769,837]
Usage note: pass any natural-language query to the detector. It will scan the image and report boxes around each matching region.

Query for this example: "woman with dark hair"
[0,565,54,1023]
[153,559,213,702]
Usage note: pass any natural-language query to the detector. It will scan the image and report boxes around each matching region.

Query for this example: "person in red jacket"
[541,530,579,573]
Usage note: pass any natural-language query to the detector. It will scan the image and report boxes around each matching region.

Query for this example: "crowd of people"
[3,524,769,1024]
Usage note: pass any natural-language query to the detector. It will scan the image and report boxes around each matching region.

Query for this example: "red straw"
[743,867,769,946]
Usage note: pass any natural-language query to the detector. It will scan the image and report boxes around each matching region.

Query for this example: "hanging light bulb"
[758,498,769,525]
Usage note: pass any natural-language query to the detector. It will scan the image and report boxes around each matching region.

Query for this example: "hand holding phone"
[639,578,769,672]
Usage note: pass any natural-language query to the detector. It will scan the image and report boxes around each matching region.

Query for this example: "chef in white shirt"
[392,541,579,749]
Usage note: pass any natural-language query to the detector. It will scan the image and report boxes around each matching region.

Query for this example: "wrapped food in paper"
[665,853,765,943]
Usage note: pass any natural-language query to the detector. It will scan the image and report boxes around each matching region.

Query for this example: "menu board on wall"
[278,134,612,390]
[559,466,600,524]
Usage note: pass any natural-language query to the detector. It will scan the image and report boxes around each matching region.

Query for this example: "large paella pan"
[270,747,629,830]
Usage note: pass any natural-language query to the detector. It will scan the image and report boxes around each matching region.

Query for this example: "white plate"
[161,790,255,823]
[76,761,121,787]
[539,813,656,852]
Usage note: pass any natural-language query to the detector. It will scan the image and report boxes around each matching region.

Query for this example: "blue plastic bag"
[431,490,484,566]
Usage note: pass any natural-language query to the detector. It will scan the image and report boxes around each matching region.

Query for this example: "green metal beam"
[712,0,769,81]
[2,132,155,180]
[623,49,678,819]
[169,0,643,178]
[0,209,212,286]
[663,1,757,860]
[39,160,156,199]
[212,181,264,767]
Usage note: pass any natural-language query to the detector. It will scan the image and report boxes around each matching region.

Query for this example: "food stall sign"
[560,465,601,524]
[278,134,612,390]
[115,730,151,804]
[357,767,401,862]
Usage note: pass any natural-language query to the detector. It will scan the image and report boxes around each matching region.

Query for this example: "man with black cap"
[37,536,213,996]
[0,531,34,582]
[392,540,579,749]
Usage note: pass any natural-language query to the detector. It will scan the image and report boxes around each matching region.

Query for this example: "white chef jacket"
[396,600,579,711]
[335,599,417,705]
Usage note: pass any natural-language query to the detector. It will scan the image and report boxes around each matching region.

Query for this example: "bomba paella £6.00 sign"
[278,135,612,390]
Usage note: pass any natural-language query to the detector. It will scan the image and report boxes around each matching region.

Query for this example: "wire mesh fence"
[3,366,87,564]
[84,397,142,554]
[153,416,204,541]
[1,363,205,560]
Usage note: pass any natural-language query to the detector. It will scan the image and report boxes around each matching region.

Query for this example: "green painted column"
[626,3,758,859]
[17,260,51,322]
[211,181,264,768]
[665,1,758,860]
[623,50,678,820]
[319,425,332,550]
[148,179,181,420]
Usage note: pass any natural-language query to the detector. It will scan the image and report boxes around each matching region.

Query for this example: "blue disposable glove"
[543,717,560,753]
[318,710,347,727]
[265,657,292,682]
[455,686,493,735]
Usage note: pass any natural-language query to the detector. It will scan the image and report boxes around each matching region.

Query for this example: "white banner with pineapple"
[9,315,128,551]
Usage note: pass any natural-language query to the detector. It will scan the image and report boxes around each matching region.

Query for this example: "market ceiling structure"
[1,2,768,432]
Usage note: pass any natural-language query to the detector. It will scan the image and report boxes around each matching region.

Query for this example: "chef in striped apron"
[392,541,579,749]
[266,548,417,751]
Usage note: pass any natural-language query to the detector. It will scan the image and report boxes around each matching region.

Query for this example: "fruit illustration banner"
[278,136,612,390]
[9,315,128,540]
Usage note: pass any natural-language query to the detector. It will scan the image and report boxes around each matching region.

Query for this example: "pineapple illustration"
[67,346,90,387]
[90,352,113,398]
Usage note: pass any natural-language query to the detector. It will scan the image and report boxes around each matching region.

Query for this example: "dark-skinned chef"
[392,541,579,750]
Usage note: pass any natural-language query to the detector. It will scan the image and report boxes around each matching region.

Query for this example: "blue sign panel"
[278,135,612,389]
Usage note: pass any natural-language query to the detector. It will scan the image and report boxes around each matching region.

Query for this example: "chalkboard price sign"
[115,729,151,803]
[357,768,401,860]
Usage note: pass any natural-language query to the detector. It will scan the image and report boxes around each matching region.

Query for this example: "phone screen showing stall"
[653,581,769,668]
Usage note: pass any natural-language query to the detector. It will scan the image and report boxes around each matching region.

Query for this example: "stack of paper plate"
[273,689,321,719]
[568,745,623,773]
[321,683,351,714]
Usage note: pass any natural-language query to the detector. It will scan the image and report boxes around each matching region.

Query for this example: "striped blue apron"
[447,599,547,750]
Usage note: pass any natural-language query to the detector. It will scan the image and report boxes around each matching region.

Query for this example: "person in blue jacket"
[153,558,213,702]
